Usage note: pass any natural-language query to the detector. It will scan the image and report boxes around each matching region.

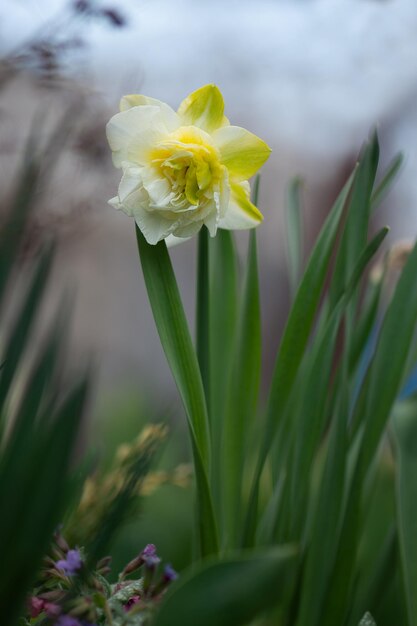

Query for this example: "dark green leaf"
[393,397,417,626]
[153,546,297,626]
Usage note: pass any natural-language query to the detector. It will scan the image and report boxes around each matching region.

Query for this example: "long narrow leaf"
[242,170,354,547]
[208,229,238,518]
[321,237,417,624]
[223,230,260,547]
[286,177,304,298]
[136,227,218,557]
[393,397,417,626]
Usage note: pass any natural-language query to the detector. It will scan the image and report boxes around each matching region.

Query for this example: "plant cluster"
[26,532,177,626]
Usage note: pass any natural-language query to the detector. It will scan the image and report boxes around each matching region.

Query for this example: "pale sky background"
[2,0,417,239]
[2,0,417,395]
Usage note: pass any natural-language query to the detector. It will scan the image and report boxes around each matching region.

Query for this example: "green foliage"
[0,141,91,625]
[153,546,297,626]
[136,228,219,558]
[137,132,417,625]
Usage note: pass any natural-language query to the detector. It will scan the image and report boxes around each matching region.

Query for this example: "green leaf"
[393,397,417,626]
[0,244,54,435]
[207,228,238,518]
[285,177,304,298]
[348,277,383,375]
[371,153,403,211]
[136,227,219,557]
[321,237,417,625]
[0,375,90,626]
[349,526,396,626]
[329,133,379,308]
[223,229,261,547]
[242,170,354,547]
[153,546,297,626]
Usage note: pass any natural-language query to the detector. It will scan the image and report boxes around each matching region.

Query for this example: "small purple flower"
[163,564,178,583]
[56,549,83,576]
[56,616,82,626]
[144,555,161,569]
[29,597,61,619]
[142,544,157,558]
[123,595,141,612]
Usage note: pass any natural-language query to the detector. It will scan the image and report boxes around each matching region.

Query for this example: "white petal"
[173,218,205,239]
[135,209,178,245]
[120,94,180,132]
[204,210,219,237]
[106,106,175,168]
[109,196,122,209]
[141,167,173,206]
[165,234,192,247]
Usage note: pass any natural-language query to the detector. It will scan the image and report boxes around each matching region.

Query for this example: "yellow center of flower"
[150,126,223,208]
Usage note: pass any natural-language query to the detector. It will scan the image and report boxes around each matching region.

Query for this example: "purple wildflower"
[56,549,83,575]
[142,544,157,557]
[123,595,141,612]
[144,555,161,569]
[29,597,61,619]
[56,616,82,626]
[163,564,178,583]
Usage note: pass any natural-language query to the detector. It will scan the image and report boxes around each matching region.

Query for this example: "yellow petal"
[219,182,263,230]
[212,125,271,181]
[177,84,225,133]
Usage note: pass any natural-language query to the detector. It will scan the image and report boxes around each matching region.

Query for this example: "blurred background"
[1,0,417,571]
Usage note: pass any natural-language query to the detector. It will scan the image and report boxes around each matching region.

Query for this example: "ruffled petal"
[134,209,178,245]
[212,125,271,181]
[219,181,263,230]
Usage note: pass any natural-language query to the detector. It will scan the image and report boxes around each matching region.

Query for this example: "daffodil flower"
[106,84,271,244]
